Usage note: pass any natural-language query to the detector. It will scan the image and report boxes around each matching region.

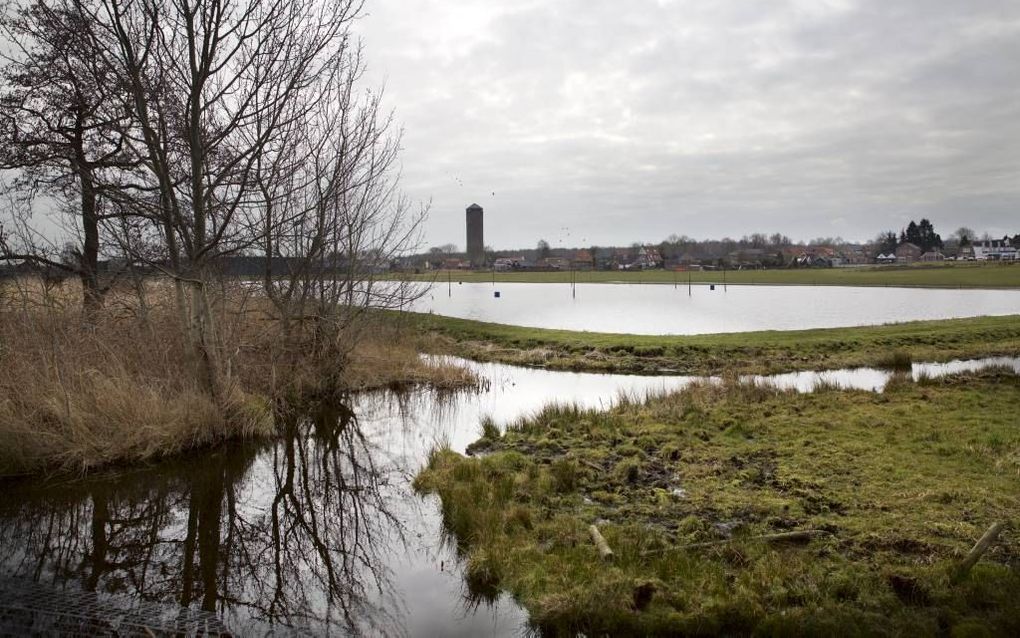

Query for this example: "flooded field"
[412,282,1020,334]
[1,355,1016,635]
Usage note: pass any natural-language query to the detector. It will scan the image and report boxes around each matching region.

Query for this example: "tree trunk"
[79,173,102,315]
[72,118,103,316]
[188,278,227,405]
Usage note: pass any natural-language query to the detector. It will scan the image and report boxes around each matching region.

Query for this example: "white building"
[973,239,1017,261]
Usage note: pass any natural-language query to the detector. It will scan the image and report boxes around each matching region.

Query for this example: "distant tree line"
[422,218,1019,269]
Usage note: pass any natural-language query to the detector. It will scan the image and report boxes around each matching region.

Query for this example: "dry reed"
[0,276,472,475]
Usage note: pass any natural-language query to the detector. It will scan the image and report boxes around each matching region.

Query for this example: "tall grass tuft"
[479,416,501,440]
[875,349,913,372]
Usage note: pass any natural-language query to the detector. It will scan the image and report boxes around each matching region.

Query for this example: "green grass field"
[416,371,1020,636]
[415,312,1020,375]
[397,262,1020,289]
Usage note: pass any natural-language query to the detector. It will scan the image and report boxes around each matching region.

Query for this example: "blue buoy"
[494,291,501,298]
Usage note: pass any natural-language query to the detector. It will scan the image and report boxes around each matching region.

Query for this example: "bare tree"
[0,0,429,406]
[0,0,135,312]
[253,45,426,369]
[72,0,424,401]
[953,227,976,246]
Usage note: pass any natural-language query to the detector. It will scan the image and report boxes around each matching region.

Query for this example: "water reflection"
[0,404,406,635]
[753,356,1020,392]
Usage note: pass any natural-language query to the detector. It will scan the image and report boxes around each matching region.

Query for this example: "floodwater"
[0,355,1016,635]
[0,361,693,636]
[411,282,1020,334]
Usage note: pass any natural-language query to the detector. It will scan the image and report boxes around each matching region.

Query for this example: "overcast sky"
[356,0,1020,250]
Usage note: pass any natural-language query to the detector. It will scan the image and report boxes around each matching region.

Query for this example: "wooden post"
[589,525,614,561]
[954,522,1004,582]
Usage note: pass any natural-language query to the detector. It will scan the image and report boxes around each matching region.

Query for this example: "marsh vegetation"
[0,278,473,476]
[417,371,1020,635]
[420,312,1020,376]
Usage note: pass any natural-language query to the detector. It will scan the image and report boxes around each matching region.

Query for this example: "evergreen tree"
[901,219,942,252]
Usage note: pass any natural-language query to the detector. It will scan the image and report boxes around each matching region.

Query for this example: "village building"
[441,257,471,270]
[538,256,572,270]
[610,248,632,270]
[838,246,871,265]
[630,246,663,270]
[895,242,922,264]
[920,250,945,262]
[572,249,595,271]
[972,239,1017,261]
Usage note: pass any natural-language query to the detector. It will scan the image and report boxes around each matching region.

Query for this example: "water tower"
[466,203,484,267]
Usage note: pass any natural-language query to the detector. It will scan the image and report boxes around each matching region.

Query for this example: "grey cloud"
[358,0,1020,248]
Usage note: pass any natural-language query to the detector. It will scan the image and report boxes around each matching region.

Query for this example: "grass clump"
[550,458,580,492]
[416,372,1020,636]
[479,416,501,441]
[876,349,914,371]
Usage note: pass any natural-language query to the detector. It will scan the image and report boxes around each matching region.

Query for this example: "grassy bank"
[0,280,474,477]
[418,313,1020,375]
[400,262,1020,289]
[416,371,1020,636]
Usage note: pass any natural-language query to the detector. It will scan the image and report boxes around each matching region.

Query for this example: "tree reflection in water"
[0,400,406,635]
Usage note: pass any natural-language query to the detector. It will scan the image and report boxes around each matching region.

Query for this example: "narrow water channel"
[0,355,1016,635]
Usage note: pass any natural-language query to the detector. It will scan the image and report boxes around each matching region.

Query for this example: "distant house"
[876,253,897,264]
[442,258,471,270]
[920,251,945,262]
[839,246,870,265]
[728,248,766,269]
[494,256,529,271]
[895,243,922,264]
[973,239,1016,261]
[611,249,633,270]
[538,257,571,270]
[631,246,663,270]
[791,247,836,268]
[572,249,595,271]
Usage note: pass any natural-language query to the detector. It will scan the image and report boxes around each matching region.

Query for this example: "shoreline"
[385,262,1020,290]
[415,312,1020,376]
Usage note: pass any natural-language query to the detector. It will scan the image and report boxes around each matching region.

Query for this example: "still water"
[412,282,1020,334]
[0,356,1016,635]
[0,361,693,636]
